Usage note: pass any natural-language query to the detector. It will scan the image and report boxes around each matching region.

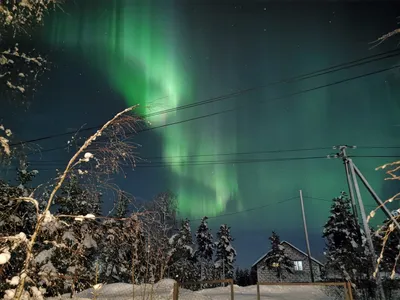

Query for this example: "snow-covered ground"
[47,279,342,300]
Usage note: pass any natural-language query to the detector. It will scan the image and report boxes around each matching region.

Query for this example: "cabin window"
[294,260,303,271]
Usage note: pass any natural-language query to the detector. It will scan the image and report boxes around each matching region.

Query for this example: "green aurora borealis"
[43,0,400,236]
[47,0,240,217]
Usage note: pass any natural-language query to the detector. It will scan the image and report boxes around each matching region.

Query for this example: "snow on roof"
[252,240,324,267]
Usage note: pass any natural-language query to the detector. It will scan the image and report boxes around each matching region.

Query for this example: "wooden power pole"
[299,190,315,282]
[329,145,400,300]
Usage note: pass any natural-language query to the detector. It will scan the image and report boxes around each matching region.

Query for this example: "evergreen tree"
[50,174,102,294]
[168,219,196,282]
[195,216,214,280]
[323,192,373,293]
[57,174,101,216]
[250,267,258,285]
[114,192,131,218]
[234,268,241,284]
[242,268,250,286]
[234,268,251,286]
[215,224,236,279]
[262,231,293,281]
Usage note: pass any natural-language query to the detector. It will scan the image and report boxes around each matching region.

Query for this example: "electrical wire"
[182,193,380,221]
[191,196,298,221]
[26,146,334,164]
[10,48,400,148]
[6,155,400,172]
[303,196,378,209]
[20,62,400,157]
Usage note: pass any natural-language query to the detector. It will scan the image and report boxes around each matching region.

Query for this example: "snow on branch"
[0,43,48,104]
[369,28,400,49]
[0,124,12,158]
[0,0,59,31]
[0,0,60,103]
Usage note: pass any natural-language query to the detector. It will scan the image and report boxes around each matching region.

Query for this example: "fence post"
[172,281,179,300]
[229,279,234,300]
[346,282,354,300]
[256,283,260,300]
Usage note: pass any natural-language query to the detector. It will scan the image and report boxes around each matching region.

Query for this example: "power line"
[357,146,400,149]
[27,146,334,164]
[191,196,298,221]
[303,196,377,208]
[20,156,332,169]
[24,147,400,165]
[352,155,400,158]
[10,48,400,148]
[6,155,400,172]
[21,63,400,157]
[187,193,379,221]
[136,49,400,120]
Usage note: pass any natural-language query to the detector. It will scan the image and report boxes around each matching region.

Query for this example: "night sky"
[2,0,400,268]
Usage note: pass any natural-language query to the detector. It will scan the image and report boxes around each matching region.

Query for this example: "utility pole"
[299,190,315,283]
[331,145,358,218]
[348,160,386,300]
[331,145,400,234]
[330,145,390,300]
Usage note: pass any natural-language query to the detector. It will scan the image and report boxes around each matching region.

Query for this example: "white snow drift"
[46,279,342,300]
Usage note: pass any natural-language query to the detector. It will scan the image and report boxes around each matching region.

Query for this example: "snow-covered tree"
[142,192,178,281]
[4,106,143,299]
[56,173,102,216]
[0,163,38,294]
[114,192,131,218]
[168,218,196,282]
[0,1,60,103]
[235,268,251,286]
[195,216,214,281]
[323,192,373,291]
[262,231,293,281]
[215,224,236,279]
[97,215,142,284]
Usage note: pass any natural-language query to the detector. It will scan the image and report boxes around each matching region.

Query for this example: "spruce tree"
[262,231,293,281]
[215,224,236,279]
[168,219,196,282]
[242,268,250,286]
[195,216,214,280]
[50,174,102,293]
[323,192,373,291]
[57,174,101,216]
[114,192,130,218]
[234,268,241,285]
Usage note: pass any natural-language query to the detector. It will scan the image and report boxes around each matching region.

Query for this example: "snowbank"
[47,279,341,300]
[46,279,210,300]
